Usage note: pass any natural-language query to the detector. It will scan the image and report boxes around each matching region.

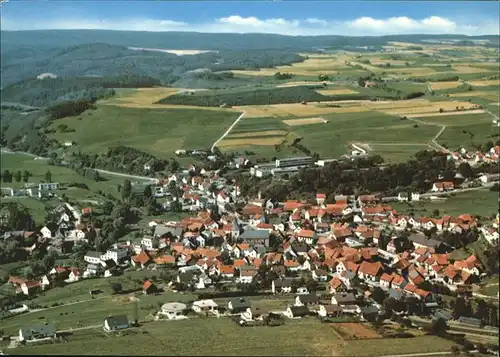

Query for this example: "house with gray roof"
[104,315,130,331]
[154,225,183,238]
[19,323,56,342]
[239,229,270,247]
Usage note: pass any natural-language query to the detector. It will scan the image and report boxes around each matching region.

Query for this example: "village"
[2,145,499,352]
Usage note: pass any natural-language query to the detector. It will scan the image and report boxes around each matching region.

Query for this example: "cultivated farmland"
[283,117,328,126]
[47,105,240,157]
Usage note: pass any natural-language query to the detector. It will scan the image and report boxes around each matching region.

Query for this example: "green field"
[223,111,441,161]
[415,112,494,126]
[391,189,499,218]
[47,106,240,157]
[438,122,498,151]
[7,317,457,356]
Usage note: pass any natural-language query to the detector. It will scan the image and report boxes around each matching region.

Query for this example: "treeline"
[67,146,168,176]
[0,75,159,107]
[156,86,331,107]
[410,76,460,83]
[46,99,96,119]
[236,150,456,202]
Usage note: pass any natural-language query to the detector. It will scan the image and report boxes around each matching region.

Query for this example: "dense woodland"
[3,31,497,51]
[1,43,304,88]
[158,86,336,107]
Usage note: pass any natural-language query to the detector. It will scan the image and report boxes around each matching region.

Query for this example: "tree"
[22,170,31,183]
[371,287,387,304]
[14,170,22,183]
[44,170,52,183]
[170,159,180,173]
[429,317,448,337]
[2,170,12,183]
[457,162,474,179]
[475,298,489,323]
[122,179,132,200]
[109,283,123,294]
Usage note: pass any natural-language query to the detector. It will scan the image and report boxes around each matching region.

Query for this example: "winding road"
[211,111,246,153]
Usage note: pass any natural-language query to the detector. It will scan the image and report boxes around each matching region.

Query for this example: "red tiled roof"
[298,229,315,238]
[358,261,383,276]
[283,200,305,211]
[380,273,393,282]
[154,255,176,265]
[132,251,151,265]
[24,280,41,289]
[329,277,345,288]
[143,280,154,290]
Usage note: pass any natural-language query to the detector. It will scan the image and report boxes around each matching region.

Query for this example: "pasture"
[8,317,458,356]
[238,102,369,118]
[467,79,500,87]
[391,189,499,218]
[316,88,359,95]
[47,105,240,157]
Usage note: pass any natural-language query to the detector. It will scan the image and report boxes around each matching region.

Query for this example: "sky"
[1,1,499,36]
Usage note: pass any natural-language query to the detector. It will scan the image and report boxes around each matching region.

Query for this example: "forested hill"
[1,42,304,86]
[2,30,498,50]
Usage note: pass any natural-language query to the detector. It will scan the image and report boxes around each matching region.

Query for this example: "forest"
[1,42,304,87]
[157,86,333,107]
[3,30,497,51]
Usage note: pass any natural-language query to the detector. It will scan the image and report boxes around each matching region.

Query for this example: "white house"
[411,193,420,201]
[84,251,102,264]
[192,299,218,314]
[160,302,187,320]
[100,248,128,264]
[140,236,159,251]
[239,269,258,284]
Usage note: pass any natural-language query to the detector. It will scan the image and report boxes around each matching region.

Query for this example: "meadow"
[390,189,499,218]
[47,105,241,157]
[8,316,457,356]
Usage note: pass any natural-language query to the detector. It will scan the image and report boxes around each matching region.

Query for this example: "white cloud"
[346,16,461,34]
[1,14,497,36]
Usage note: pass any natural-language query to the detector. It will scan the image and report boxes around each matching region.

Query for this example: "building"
[100,248,128,264]
[192,299,218,314]
[38,183,59,191]
[103,315,130,331]
[36,72,57,80]
[19,324,56,342]
[84,251,102,264]
[160,302,187,320]
[239,229,270,247]
[275,156,314,169]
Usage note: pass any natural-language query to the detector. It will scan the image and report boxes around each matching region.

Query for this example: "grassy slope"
[390,189,499,218]
[47,106,241,157]
[0,153,125,199]
[8,317,456,356]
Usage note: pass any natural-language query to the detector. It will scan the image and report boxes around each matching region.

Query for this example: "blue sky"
[1,1,499,35]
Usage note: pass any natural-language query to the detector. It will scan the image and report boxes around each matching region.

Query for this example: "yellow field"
[102,88,239,111]
[226,130,288,138]
[234,55,352,77]
[316,88,359,95]
[450,91,499,101]
[217,137,284,147]
[283,117,328,126]
[407,109,486,118]
[452,65,490,74]
[466,79,500,87]
[428,81,463,90]
[379,101,476,116]
[238,103,369,118]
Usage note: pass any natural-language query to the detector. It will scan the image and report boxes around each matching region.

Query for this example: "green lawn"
[438,122,499,151]
[0,153,126,197]
[8,317,457,356]
[415,112,494,126]
[0,196,52,225]
[47,105,241,157]
[391,189,499,219]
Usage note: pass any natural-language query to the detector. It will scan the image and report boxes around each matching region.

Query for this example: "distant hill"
[2,30,498,51]
[1,42,304,87]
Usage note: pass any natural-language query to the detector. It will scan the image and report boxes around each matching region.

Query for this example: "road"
[211,111,246,152]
